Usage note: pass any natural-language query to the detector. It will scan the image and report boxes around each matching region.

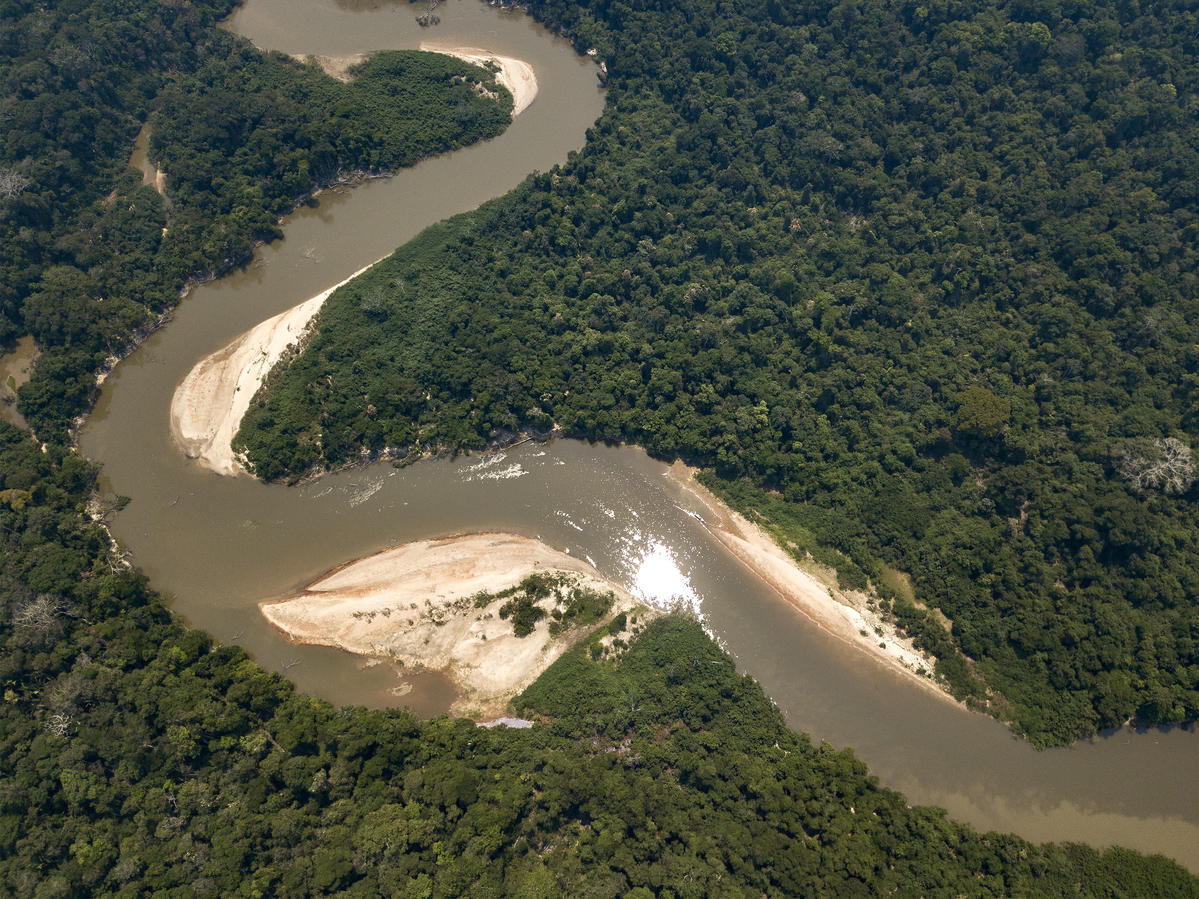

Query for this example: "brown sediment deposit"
[169,258,383,476]
[129,123,169,198]
[664,461,955,704]
[419,43,538,115]
[0,336,39,431]
[261,533,641,716]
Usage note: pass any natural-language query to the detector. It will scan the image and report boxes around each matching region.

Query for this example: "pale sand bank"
[665,461,953,703]
[296,49,536,117]
[419,42,538,116]
[261,533,641,716]
[170,258,383,476]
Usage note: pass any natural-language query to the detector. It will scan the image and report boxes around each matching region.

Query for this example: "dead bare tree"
[1114,436,1195,495]
[11,593,77,646]
[0,167,30,200]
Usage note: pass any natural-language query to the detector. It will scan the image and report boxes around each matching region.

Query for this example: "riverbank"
[664,460,954,704]
[419,42,538,115]
[260,532,642,716]
[169,258,384,475]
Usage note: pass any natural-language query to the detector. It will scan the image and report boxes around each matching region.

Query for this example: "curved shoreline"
[261,532,641,715]
[419,42,539,115]
[663,461,954,705]
[169,258,384,475]
[174,281,956,694]
[256,445,954,714]
[169,44,539,477]
[296,48,539,117]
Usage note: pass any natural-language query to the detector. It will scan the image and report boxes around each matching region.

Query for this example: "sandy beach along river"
[170,47,540,475]
[420,43,539,115]
[261,533,641,716]
[170,259,384,475]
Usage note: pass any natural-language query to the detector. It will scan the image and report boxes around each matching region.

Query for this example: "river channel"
[77,0,1199,871]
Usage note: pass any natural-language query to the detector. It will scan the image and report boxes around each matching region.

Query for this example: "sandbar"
[296,49,535,117]
[170,259,382,475]
[419,42,538,116]
[664,461,953,703]
[261,533,640,715]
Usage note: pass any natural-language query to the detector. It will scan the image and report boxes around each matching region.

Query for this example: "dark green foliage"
[487,573,614,637]
[548,586,614,637]
[499,593,547,637]
[240,0,1199,744]
[953,385,1011,440]
[0,0,509,439]
[0,424,1193,893]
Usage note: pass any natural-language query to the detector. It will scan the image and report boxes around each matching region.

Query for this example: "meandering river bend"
[78,0,1199,870]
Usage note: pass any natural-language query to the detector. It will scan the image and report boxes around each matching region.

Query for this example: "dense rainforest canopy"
[0,0,1197,892]
[238,0,1199,746]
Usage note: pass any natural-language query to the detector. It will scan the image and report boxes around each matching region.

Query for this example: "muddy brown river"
[77,0,1199,871]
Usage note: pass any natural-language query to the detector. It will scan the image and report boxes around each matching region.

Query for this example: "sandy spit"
[261,533,640,716]
[170,258,384,476]
[295,49,536,116]
[419,42,538,116]
[664,461,955,704]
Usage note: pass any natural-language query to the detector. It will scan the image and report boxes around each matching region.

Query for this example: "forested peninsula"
[1,0,1198,893]
[239,0,1199,746]
[1,0,510,439]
